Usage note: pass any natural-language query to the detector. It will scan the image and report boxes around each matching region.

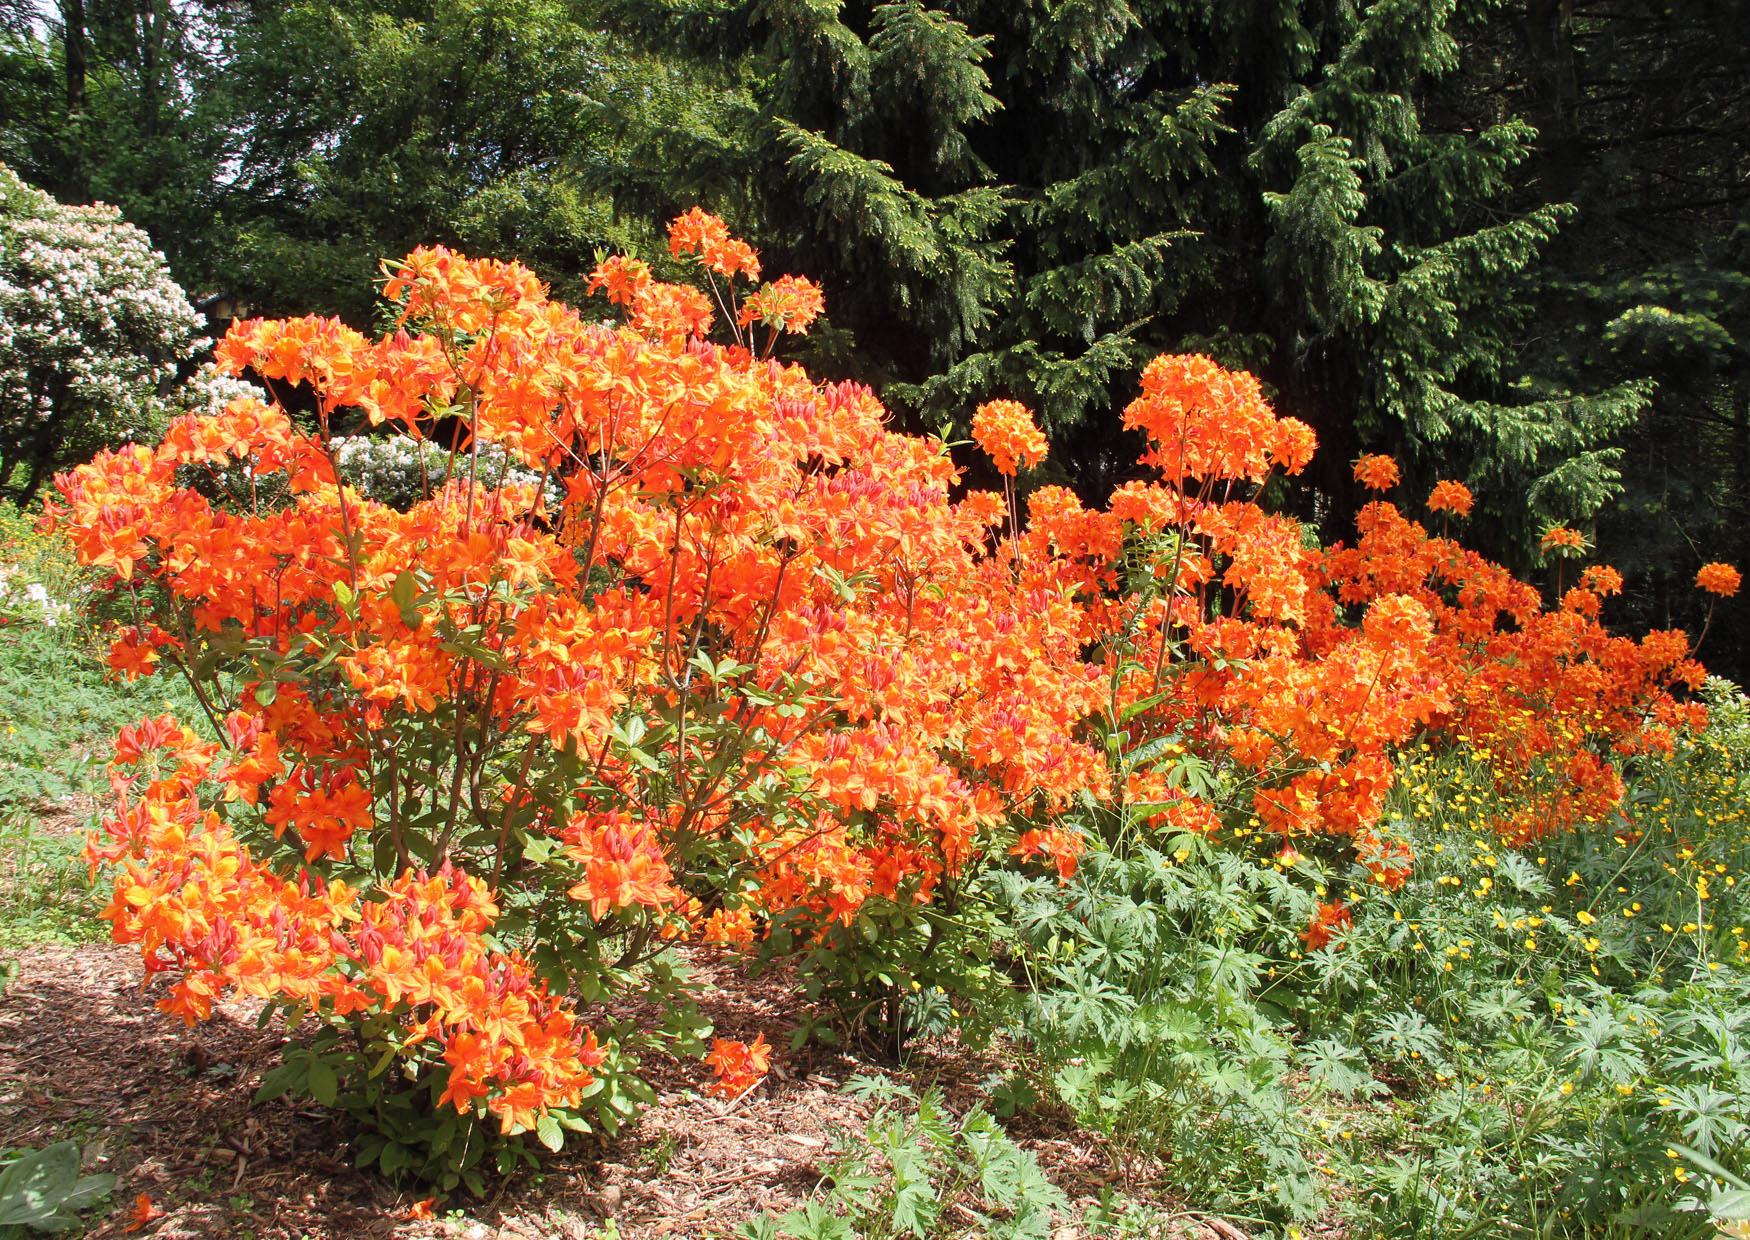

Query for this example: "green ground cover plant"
[0,500,198,952]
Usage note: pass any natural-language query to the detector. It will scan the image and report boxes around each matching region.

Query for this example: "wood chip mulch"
[0,941,1226,1239]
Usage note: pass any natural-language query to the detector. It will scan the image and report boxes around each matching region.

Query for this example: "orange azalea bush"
[46,211,1708,1183]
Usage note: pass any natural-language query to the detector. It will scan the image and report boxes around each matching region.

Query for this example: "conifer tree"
[1458,0,1750,671]
[618,0,1648,534]
[606,1,1014,387]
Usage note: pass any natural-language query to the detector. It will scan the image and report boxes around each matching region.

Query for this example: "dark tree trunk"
[1521,0,1583,202]
[63,0,86,115]
[58,0,88,196]
[138,0,160,139]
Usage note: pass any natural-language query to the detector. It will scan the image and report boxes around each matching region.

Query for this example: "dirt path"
[0,942,1215,1239]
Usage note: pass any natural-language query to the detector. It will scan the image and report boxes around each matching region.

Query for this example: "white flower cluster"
[330,434,560,510]
[0,162,204,472]
[152,362,266,421]
[0,561,72,627]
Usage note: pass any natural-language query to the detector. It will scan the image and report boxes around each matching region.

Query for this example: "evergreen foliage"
[618,0,1646,529]
[194,0,657,320]
[1459,0,1750,673]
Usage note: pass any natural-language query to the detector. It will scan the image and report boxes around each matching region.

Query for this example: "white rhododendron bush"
[0,163,204,501]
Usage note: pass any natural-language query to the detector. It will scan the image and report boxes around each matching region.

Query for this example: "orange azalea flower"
[1353,454,1399,491]
[1540,526,1587,553]
[264,767,372,861]
[1271,418,1318,476]
[701,904,758,948]
[1123,354,1283,486]
[1581,564,1624,596]
[111,714,189,765]
[487,1081,546,1134]
[738,274,826,335]
[1302,900,1353,950]
[562,812,679,919]
[704,1033,772,1100]
[1561,586,1603,617]
[1357,833,1414,890]
[1697,561,1742,597]
[629,281,714,340]
[667,207,761,281]
[585,254,653,307]
[1673,658,1708,690]
[124,1194,164,1232]
[971,399,1048,476]
[1426,480,1473,518]
[1009,826,1082,880]
[108,627,164,680]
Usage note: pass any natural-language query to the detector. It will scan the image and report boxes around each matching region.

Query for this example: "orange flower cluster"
[703,1034,772,1100]
[1541,526,1587,554]
[89,719,602,1134]
[971,399,1048,476]
[1303,900,1353,950]
[1123,355,1314,486]
[48,211,1717,1140]
[125,1194,163,1233]
[1697,562,1742,598]
[1354,454,1400,491]
[1321,492,1698,842]
[739,274,825,336]
[668,207,761,281]
[1427,480,1474,518]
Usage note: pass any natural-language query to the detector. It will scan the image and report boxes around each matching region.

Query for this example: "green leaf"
[380,1141,410,1178]
[307,1059,339,1107]
[535,1113,565,1153]
[62,1171,116,1213]
[0,1150,71,1226]
[390,570,420,626]
[1120,691,1174,722]
[253,1063,302,1103]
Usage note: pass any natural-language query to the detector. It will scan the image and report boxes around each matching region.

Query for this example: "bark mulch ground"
[0,941,1229,1240]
